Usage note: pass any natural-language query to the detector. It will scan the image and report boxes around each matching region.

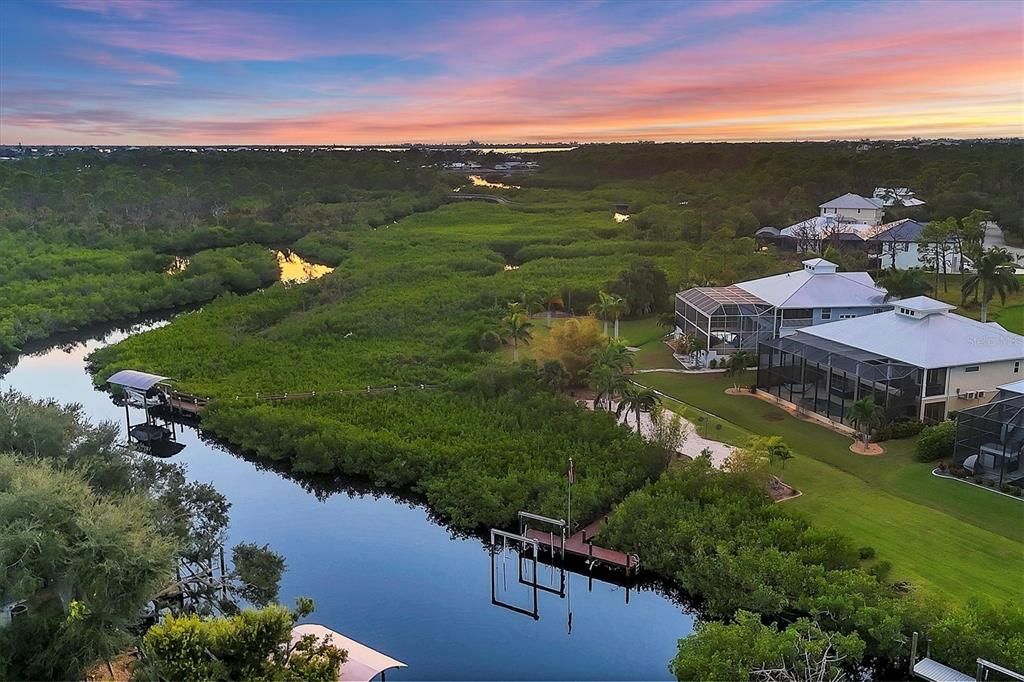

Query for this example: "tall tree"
[616,385,659,434]
[502,305,533,362]
[609,259,671,316]
[919,218,957,292]
[592,363,626,412]
[961,247,1020,323]
[590,290,627,338]
[878,268,932,300]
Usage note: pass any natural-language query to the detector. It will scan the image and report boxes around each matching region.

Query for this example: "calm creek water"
[0,315,693,680]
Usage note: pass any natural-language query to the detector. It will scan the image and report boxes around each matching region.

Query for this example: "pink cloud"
[76,50,178,83]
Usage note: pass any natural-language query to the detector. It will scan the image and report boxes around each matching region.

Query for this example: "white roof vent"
[894,296,956,318]
[802,258,838,274]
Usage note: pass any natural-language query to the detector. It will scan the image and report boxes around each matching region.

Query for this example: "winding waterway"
[0,315,693,680]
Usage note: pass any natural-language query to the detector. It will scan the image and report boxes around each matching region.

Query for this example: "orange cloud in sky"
[1,0,1021,143]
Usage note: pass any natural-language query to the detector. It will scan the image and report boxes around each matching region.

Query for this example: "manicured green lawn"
[633,365,1024,605]
[932,274,1024,334]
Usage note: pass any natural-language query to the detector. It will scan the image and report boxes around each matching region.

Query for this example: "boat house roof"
[106,369,170,391]
[290,624,406,682]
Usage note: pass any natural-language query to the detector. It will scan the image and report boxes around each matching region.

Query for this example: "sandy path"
[583,399,734,468]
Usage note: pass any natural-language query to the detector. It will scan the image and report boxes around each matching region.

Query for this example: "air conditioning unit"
[977,391,985,400]
[963,391,976,400]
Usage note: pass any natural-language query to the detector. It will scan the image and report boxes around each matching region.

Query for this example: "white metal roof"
[913,657,974,682]
[800,301,1024,369]
[105,369,170,391]
[819,192,884,210]
[895,296,956,315]
[735,268,887,309]
[290,624,406,682]
[999,379,1024,395]
[779,215,875,239]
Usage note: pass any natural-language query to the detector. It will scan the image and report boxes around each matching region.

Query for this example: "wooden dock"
[525,517,639,576]
[165,393,208,416]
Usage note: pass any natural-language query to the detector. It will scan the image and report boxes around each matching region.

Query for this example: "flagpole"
[567,457,573,537]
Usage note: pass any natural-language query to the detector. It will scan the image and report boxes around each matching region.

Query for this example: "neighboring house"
[863,218,963,271]
[756,296,1024,425]
[818,193,886,226]
[767,214,962,272]
[675,258,890,357]
[777,215,875,252]
[873,187,926,208]
[954,379,1024,485]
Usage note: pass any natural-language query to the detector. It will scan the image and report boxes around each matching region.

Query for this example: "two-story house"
[757,296,1024,426]
[675,258,890,360]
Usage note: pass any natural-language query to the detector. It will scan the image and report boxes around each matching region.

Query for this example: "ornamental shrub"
[915,421,955,461]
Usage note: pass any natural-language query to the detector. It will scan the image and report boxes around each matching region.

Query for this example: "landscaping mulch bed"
[849,441,885,456]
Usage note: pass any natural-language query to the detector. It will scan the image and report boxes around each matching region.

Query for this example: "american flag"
[568,458,575,484]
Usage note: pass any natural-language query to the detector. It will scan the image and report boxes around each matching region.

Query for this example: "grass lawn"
[633,365,1024,605]
[932,273,1024,334]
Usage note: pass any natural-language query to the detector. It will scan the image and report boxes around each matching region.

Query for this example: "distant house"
[863,218,962,271]
[818,193,885,226]
[873,187,926,207]
[675,258,890,358]
[757,296,1024,424]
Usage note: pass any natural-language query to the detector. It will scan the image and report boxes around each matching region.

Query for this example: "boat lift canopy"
[106,370,170,392]
[290,624,406,681]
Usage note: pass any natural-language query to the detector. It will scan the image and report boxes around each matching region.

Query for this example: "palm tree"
[537,358,570,391]
[723,351,753,390]
[543,291,564,328]
[616,385,659,434]
[961,247,1021,323]
[592,363,626,412]
[589,291,628,338]
[596,340,635,374]
[521,290,545,318]
[848,397,883,449]
[878,268,932,301]
[503,308,533,362]
[657,311,677,332]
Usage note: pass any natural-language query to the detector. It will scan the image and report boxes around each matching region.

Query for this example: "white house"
[863,218,963,271]
[758,296,1024,423]
[819,193,886,226]
[873,187,926,208]
[675,258,890,358]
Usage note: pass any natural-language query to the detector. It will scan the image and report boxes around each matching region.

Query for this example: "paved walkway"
[583,399,734,468]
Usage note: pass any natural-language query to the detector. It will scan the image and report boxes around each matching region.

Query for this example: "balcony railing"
[779,318,813,329]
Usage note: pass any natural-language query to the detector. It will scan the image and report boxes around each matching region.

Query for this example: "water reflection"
[0,313,694,680]
[468,175,520,190]
[276,250,334,284]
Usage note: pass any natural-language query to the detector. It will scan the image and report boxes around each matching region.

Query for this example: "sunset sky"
[1,0,1022,144]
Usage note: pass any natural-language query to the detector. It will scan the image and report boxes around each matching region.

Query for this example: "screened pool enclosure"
[675,286,775,352]
[756,332,923,427]
[954,390,1024,485]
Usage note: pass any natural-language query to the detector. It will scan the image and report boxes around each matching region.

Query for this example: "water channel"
[1,315,693,680]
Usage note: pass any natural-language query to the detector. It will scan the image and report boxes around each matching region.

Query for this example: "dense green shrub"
[876,419,925,441]
[601,460,914,658]
[670,611,865,682]
[916,421,956,461]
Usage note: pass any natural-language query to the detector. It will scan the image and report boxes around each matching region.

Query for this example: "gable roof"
[735,268,888,309]
[819,193,884,210]
[863,218,929,241]
[798,306,1024,369]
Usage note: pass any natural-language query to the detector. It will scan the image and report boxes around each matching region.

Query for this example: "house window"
[964,366,979,373]
[820,308,832,320]
[839,313,857,320]
[923,401,946,424]
[1014,361,1020,374]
